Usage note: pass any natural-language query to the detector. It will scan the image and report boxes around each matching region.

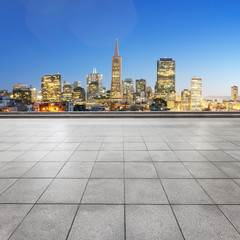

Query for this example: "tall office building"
[12,84,32,105]
[136,79,146,93]
[181,89,191,111]
[191,77,202,111]
[146,86,154,100]
[231,86,238,101]
[72,81,81,89]
[13,84,28,90]
[110,39,122,102]
[30,88,37,103]
[123,78,134,94]
[87,69,103,101]
[156,58,175,101]
[41,74,61,102]
[62,81,73,102]
[136,79,147,103]
[72,87,85,102]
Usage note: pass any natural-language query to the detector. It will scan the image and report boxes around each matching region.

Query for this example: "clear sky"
[0,0,240,96]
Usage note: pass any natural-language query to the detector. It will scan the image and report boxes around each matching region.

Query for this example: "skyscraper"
[72,81,81,89]
[136,79,146,93]
[136,79,147,103]
[181,89,191,111]
[156,58,175,101]
[41,74,61,102]
[110,39,122,102]
[62,81,73,102]
[123,78,134,94]
[30,88,37,103]
[231,86,238,101]
[13,84,32,105]
[87,69,103,101]
[191,77,202,111]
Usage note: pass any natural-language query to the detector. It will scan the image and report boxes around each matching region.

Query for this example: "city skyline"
[1,0,240,95]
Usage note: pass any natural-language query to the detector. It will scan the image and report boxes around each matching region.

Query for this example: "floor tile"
[184,162,227,178]
[175,151,207,161]
[0,151,24,161]
[124,151,151,161]
[173,205,240,240]
[219,205,240,233]
[0,162,36,177]
[0,179,51,203]
[9,205,77,240]
[162,179,213,204]
[0,143,16,150]
[155,162,192,178]
[125,162,158,178]
[167,141,194,150]
[68,205,124,240]
[126,205,184,240]
[15,151,49,161]
[198,179,240,204]
[143,136,164,142]
[54,143,80,151]
[57,162,94,178]
[0,179,17,195]
[8,143,37,151]
[91,162,123,178]
[211,142,240,150]
[69,151,98,161]
[82,179,124,204]
[104,137,123,142]
[214,162,240,178]
[124,136,143,143]
[84,136,104,143]
[31,143,59,150]
[190,142,218,150]
[23,162,64,178]
[200,150,237,161]
[38,179,87,203]
[145,142,170,151]
[225,151,240,161]
[78,142,102,151]
[0,204,33,240]
[40,151,73,162]
[97,151,123,161]
[150,151,179,161]
[124,143,147,151]
[101,142,124,151]
[125,179,168,204]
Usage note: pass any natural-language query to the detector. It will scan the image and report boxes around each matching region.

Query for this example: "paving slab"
[173,205,240,240]
[82,179,124,204]
[9,205,77,240]
[68,205,124,240]
[0,204,33,240]
[198,179,240,204]
[125,162,158,178]
[38,179,88,203]
[126,205,184,240]
[155,162,192,178]
[0,179,51,203]
[162,179,213,204]
[125,179,168,204]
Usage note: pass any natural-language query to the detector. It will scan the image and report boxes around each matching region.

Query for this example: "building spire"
[114,39,119,57]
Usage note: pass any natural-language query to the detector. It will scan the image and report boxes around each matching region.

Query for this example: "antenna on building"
[93,68,97,74]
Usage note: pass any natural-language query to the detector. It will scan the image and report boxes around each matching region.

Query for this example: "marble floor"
[0,118,240,240]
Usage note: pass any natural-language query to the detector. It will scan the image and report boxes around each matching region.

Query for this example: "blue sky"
[0,0,240,96]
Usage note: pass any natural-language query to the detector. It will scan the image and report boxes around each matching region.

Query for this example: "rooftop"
[0,117,240,239]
